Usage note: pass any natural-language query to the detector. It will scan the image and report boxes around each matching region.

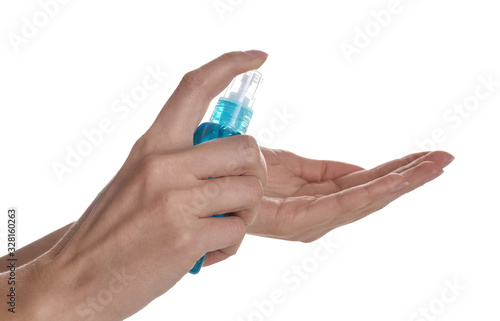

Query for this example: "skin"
[0,50,453,320]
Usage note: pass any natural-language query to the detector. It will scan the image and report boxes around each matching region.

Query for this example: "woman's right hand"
[15,50,269,321]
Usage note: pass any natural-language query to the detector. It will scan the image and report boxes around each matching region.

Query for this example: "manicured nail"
[443,156,455,168]
[428,169,445,183]
[392,181,409,193]
[244,50,268,58]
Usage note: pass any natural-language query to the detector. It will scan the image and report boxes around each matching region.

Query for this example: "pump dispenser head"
[223,70,263,110]
[209,70,263,134]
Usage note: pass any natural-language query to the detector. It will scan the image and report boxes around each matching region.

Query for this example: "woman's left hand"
[247,147,454,242]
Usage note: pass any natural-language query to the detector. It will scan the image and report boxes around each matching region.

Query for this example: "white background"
[1,0,499,320]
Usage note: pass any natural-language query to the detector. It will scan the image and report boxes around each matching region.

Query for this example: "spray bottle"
[189,70,263,274]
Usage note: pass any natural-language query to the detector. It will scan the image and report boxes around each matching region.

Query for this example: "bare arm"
[0,222,74,272]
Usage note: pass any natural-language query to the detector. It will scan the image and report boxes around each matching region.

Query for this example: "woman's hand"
[247,148,453,242]
[6,50,269,321]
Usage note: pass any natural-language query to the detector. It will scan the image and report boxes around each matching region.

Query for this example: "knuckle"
[359,184,372,199]
[385,173,404,188]
[223,245,240,258]
[162,189,183,215]
[172,227,198,253]
[179,69,207,92]
[139,154,162,178]
[244,176,264,204]
[231,221,247,242]
[131,135,153,157]
[332,194,350,214]
[137,153,181,184]
[238,134,258,148]
[419,160,441,172]
[177,228,196,247]
[238,135,261,163]
[137,154,174,187]
[221,51,241,63]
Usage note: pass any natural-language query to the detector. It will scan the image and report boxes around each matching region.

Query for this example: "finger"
[335,151,453,190]
[334,152,428,189]
[139,135,267,186]
[185,135,267,185]
[296,161,445,242]
[147,50,268,150]
[203,250,233,267]
[302,173,408,229]
[203,242,243,267]
[295,152,428,196]
[263,148,364,182]
[267,151,447,198]
[195,216,246,260]
[258,173,407,241]
[190,175,263,227]
[393,152,452,175]
[245,196,285,239]
[265,174,408,241]
[359,160,445,215]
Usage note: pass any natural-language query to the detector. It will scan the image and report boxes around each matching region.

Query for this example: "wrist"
[3,257,55,320]
[14,251,91,320]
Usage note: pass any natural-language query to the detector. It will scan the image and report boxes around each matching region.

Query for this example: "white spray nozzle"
[223,70,263,109]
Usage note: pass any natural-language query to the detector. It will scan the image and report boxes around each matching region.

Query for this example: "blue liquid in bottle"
[189,70,262,274]
[194,100,253,144]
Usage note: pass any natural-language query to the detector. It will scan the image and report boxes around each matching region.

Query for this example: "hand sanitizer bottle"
[189,70,263,274]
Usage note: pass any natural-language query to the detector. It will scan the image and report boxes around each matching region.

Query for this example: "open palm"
[247,147,453,242]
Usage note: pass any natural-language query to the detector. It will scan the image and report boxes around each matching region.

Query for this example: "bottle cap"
[223,70,263,109]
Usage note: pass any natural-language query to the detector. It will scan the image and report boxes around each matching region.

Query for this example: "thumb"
[146,50,268,152]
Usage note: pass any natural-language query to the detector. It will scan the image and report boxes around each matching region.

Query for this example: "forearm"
[0,222,75,273]
[0,254,50,319]
[0,176,117,273]
[1,221,73,271]
[1,250,91,320]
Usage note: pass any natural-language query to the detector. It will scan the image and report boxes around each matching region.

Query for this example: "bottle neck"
[209,98,253,134]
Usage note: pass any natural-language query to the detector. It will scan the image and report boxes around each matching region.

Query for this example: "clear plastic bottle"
[189,70,263,274]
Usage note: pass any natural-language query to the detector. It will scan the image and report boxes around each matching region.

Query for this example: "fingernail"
[428,169,445,183]
[244,50,268,58]
[443,156,455,168]
[392,181,409,193]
